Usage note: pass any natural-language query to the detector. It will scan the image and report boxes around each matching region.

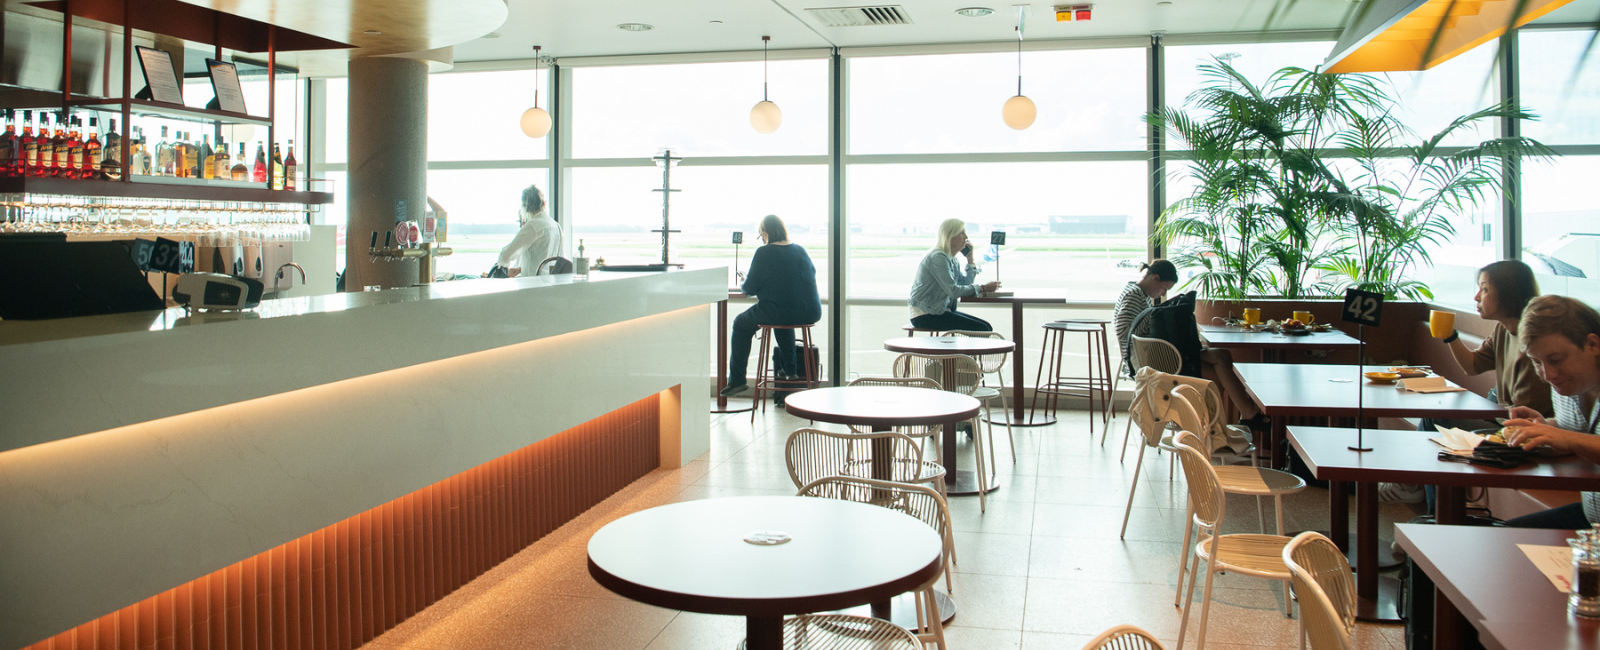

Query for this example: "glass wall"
[1519,29,1600,304]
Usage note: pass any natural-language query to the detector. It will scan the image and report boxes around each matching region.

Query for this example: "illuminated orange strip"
[23,393,663,650]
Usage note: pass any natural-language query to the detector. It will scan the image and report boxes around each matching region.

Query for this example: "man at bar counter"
[492,185,561,277]
[1501,295,1600,528]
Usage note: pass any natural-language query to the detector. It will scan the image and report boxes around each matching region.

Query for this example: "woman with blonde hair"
[907,218,999,332]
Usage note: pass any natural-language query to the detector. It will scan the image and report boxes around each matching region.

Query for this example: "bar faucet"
[274,263,306,293]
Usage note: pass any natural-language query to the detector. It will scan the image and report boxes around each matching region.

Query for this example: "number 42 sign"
[1342,288,1384,327]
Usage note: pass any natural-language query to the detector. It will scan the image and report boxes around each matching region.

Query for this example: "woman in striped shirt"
[1504,295,1600,528]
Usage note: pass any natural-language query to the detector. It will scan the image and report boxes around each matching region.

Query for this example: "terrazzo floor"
[361,404,1417,649]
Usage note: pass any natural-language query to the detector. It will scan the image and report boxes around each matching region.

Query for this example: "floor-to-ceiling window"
[1519,28,1600,304]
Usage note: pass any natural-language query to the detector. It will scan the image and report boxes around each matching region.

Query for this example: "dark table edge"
[586,553,943,618]
[1285,427,1600,491]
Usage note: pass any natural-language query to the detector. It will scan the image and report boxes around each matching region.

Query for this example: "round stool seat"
[1045,321,1105,333]
[1055,318,1110,325]
[902,325,942,335]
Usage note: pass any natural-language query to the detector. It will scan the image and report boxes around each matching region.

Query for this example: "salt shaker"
[1570,536,1600,618]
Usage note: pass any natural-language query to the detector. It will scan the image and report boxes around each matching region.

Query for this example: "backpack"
[1131,291,1202,377]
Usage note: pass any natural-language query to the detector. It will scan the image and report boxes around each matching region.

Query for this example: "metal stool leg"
[751,326,773,424]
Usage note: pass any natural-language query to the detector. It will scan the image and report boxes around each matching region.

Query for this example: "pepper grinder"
[573,239,590,279]
[1570,531,1600,617]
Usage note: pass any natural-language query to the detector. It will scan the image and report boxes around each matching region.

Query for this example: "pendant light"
[520,46,552,138]
[749,36,783,134]
[1001,26,1036,130]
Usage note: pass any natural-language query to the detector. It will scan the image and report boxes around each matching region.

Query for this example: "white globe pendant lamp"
[750,36,782,134]
[520,46,552,138]
[1003,27,1035,130]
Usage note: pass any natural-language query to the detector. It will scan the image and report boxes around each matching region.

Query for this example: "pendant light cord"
[1015,28,1023,96]
[762,36,770,102]
[533,46,542,108]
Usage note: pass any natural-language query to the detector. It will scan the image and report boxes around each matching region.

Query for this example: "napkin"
[1517,544,1575,592]
[1430,425,1486,452]
[1399,376,1467,394]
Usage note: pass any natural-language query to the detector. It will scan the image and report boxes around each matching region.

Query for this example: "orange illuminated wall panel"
[23,392,663,650]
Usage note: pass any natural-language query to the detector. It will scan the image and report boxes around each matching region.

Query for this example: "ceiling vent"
[806,5,914,27]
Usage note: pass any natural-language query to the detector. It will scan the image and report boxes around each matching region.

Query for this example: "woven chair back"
[797,475,951,542]
[1286,532,1357,641]
[1130,334,1183,374]
[945,330,1009,374]
[1081,624,1167,650]
[1286,562,1353,650]
[784,428,926,492]
[845,376,942,441]
[892,353,983,396]
[1174,434,1226,529]
[784,614,924,649]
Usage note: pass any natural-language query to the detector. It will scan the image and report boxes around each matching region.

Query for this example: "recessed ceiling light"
[710,20,724,24]
[1157,1,1172,5]
[481,32,501,39]
[617,23,654,32]
[363,29,382,35]
[955,7,995,17]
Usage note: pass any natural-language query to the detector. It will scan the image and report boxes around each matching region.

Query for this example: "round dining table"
[881,336,1015,494]
[784,385,982,492]
[587,496,943,650]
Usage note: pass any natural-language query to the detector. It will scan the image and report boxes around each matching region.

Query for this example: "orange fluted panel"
[22,393,662,650]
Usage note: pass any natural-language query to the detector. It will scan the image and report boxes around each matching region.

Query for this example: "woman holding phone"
[907,218,999,333]
[1501,295,1600,528]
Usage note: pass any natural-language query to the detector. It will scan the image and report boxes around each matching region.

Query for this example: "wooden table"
[1396,524,1600,650]
[588,497,943,650]
[1235,363,1505,470]
[881,337,1014,494]
[1198,325,1361,363]
[1289,426,1600,623]
[784,386,982,493]
[713,291,755,414]
[961,294,1066,426]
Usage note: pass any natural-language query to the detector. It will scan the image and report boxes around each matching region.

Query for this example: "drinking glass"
[1430,310,1456,339]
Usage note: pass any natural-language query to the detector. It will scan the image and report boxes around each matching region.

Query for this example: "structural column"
[346,55,428,290]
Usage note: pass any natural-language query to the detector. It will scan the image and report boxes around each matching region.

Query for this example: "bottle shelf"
[66,98,273,127]
[0,176,333,205]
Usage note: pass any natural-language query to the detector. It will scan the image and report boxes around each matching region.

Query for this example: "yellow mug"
[1242,308,1261,325]
[1292,310,1314,324]
[1430,310,1456,339]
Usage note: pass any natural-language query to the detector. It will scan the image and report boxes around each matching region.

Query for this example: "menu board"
[135,46,183,105]
[206,59,248,114]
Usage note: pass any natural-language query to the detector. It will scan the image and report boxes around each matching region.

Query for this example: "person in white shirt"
[495,185,562,277]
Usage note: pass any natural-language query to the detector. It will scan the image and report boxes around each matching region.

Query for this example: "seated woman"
[1382,260,1553,505]
[907,218,999,333]
[1502,295,1600,529]
[720,215,822,397]
[494,185,562,277]
[1113,259,1261,424]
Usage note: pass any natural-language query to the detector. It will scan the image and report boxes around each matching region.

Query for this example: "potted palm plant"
[1152,60,1554,300]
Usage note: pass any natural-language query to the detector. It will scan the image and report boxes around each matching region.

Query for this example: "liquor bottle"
[67,117,84,180]
[35,114,55,177]
[51,114,69,177]
[197,134,212,179]
[283,140,297,191]
[201,135,216,180]
[83,117,101,180]
[213,138,229,180]
[0,110,16,178]
[176,131,190,178]
[20,111,37,177]
[136,128,153,176]
[270,142,284,190]
[155,126,174,176]
[101,118,121,181]
[252,143,266,183]
[231,143,247,180]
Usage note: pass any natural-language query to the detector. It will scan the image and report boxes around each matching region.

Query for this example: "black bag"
[486,264,510,278]
[773,343,821,405]
[1131,291,1202,377]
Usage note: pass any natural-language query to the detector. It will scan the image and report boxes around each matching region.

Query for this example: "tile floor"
[363,405,1415,649]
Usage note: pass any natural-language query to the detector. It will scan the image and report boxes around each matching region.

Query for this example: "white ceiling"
[446,0,1600,64]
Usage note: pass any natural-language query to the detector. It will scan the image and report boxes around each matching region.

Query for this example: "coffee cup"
[1243,308,1261,325]
[1430,310,1456,339]
[1292,310,1314,323]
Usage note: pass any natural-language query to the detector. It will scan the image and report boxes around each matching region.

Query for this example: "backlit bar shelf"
[0,176,334,205]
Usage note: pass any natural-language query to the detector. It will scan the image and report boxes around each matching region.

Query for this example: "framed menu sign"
[134,46,183,105]
[206,59,248,114]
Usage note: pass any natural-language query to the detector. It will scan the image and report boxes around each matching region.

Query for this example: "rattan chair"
[845,376,944,464]
[781,613,924,650]
[1121,385,1203,539]
[1081,624,1168,650]
[797,476,952,650]
[945,330,1016,466]
[891,352,996,512]
[1116,335,1185,457]
[784,427,949,500]
[1172,432,1294,650]
[1283,532,1356,650]
[1172,384,1304,536]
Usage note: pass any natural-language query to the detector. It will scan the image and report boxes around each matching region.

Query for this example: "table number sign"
[128,238,156,272]
[150,237,194,274]
[1342,288,1384,327]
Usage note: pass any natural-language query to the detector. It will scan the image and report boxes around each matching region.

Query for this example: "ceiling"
[444,0,1600,64]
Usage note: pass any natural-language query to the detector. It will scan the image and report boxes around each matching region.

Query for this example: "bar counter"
[0,269,719,649]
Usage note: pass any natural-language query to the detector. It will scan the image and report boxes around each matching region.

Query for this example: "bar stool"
[1029,320,1115,433]
[1058,318,1120,428]
[752,323,818,422]
[902,325,943,336]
